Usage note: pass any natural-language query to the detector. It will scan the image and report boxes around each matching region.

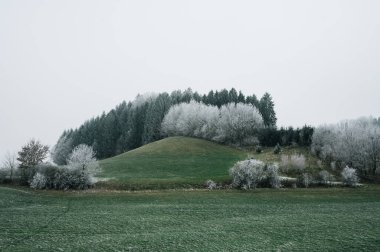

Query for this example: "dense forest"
[52,88,312,164]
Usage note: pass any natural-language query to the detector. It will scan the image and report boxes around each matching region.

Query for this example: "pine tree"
[259,92,277,127]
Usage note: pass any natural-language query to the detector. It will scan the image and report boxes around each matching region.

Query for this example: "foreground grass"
[99,137,247,189]
[1,185,380,251]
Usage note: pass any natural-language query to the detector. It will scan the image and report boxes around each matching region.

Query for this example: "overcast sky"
[0,0,379,159]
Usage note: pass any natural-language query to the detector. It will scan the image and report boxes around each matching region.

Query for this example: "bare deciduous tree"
[2,152,18,181]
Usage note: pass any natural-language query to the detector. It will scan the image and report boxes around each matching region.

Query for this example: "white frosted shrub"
[206,179,217,190]
[318,170,334,185]
[30,172,47,189]
[290,154,306,171]
[230,159,265,189]
[279,155,289,172]
[267,164,281,188]
[299,173,313,188]
[230,159,282,189]
[341,166,359,187]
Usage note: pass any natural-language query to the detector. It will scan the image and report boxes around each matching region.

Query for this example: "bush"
[273,143,281,154]
[318,170,334,185]
[229,159,281,189]
[279,155,289,173]
[290,154,306,171]
[256,146,262,154]
[341,166,359,187]
[205,180,217,190]
[298,173,313,188]
[30,172,47,189]
[266,164,281,188]
[28,163,95,190]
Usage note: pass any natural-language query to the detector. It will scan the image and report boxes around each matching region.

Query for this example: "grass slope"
[1,186,380,251]
[99,137,247,189]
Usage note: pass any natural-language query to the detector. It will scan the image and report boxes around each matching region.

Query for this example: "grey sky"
[0,0,379,159]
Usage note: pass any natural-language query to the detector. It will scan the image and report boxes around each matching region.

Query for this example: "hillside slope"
[99,137,247,189]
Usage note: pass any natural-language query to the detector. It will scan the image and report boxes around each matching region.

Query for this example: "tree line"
[311,117,380,176]
[52,88,277,163]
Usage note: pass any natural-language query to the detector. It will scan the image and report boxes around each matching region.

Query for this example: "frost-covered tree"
[67,144,100,176]
[161,101,220,139]
[341,166,359,187]
[215,103,263,145]
[161,101,263,145]
[312,117,380,175]
[51,131,73,165]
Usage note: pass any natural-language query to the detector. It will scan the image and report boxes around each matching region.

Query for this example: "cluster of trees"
[311,117,380,176]
[258,126,314,147]
[161,101,264,145]
[0,140,100,190]
[52,88,277,163]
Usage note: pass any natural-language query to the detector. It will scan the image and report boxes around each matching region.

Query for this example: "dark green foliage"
[256,145,262,153]
[142,93,172,145]
[258,125,314,147]
[228,88,238,104]
[237,91,245,103]
[259,92,277,127]
[273,143,281,154]
[246,94,259,108]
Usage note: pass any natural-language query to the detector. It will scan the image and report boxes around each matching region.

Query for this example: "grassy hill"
[99,136,247,189]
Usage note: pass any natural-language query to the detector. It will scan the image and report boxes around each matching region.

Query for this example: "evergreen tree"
[206,90,215,105]
[237,91,245,103]
[219,89,229,106]
[246,94,259,108]
[259,92,277,127]
[229,88,238,104]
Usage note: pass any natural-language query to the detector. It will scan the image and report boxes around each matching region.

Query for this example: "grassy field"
[99,137,247,189]
[1,185,380,251]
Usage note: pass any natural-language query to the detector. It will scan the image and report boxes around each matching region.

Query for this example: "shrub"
[205,180,217,190]
[318,170,334,185]
[28,163,95,190]
[279,155,289,173]
[256,146,262,154]
[266,164,281,188]
[290,154,306,171]
[341,166,359,187]
[273,143,281,154]
[229,159,282,189]
[30,172,47,189]
[298,173,313,188]
[230,159,265,189]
